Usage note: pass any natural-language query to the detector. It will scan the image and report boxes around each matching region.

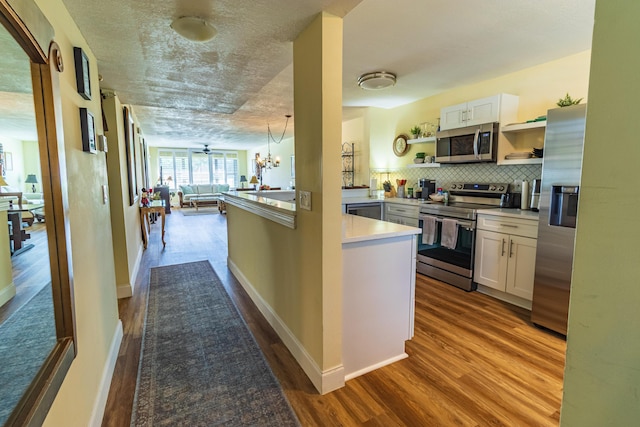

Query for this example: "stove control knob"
[497,186,505,191]
[489,185,496,191]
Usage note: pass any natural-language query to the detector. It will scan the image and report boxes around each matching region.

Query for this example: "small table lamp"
[25,174,38,193]
[240,175,247,188]
[0,175,8,191]
[249,175,259,190]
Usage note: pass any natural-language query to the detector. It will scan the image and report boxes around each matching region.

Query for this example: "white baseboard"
[116,283,132,299]
[89,320,123,427]
[344,353,408,381]
[0,282,16,307]
[116,245,143,299]
[476,284,532,310]
[228,258,345,395]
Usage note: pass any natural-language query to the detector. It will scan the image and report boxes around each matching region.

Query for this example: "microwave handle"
[473,128,480,159]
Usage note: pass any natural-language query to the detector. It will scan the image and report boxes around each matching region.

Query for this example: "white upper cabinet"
[440,94,519,131]
[440,101,469,130]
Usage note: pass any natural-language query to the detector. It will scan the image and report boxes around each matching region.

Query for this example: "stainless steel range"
[417,182,509,291]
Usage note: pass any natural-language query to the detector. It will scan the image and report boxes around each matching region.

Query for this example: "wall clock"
[393,134,409,156]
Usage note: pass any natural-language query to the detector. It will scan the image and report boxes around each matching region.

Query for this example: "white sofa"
[178,184,230,207]
[0,191,44,225]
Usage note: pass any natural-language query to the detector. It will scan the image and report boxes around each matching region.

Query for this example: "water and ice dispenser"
[549,185,579,228]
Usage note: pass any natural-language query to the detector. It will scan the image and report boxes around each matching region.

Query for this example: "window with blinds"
[158,149,239,188]
[158,149,189,188]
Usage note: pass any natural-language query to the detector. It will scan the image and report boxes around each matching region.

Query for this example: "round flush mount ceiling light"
[171,16,217,42]
[357,71,397,90]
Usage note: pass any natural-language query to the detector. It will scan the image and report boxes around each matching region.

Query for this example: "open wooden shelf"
[501,121,546,133]
[407,136,437,144]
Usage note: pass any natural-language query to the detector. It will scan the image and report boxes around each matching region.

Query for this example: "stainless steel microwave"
[435,122,499,163]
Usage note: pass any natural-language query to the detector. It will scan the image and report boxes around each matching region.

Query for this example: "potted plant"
[557,93,583,107]
[410,125,422,139]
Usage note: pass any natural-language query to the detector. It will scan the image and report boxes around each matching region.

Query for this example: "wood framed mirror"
[0,1,76,425]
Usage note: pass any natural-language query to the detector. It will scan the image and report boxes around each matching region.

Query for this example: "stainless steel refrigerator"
[531,103,587,335]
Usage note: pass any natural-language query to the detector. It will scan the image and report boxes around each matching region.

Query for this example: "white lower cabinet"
[474,214,538,307]
[384,203,419,227]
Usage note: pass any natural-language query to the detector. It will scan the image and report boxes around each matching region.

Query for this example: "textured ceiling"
[1,0,595,150]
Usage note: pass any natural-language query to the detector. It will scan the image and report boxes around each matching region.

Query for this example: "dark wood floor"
[102,208,567,426]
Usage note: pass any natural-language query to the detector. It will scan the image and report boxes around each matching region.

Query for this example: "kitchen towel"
[441,218,459,250]
[421,215,437,245]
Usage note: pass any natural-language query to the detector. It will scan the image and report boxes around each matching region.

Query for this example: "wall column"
[293,12,344,393]
[561,1,640,425]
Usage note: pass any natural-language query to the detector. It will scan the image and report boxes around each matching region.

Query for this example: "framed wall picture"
[74,47,91,100]
[79,108,97,153]
[123,106,138,205]
[290,155,295,179]
[5,152,13,171]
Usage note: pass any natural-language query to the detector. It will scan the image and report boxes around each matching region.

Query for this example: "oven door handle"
[419,214,474,230]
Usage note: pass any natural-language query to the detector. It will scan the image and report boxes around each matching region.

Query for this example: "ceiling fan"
[193,144,214,155]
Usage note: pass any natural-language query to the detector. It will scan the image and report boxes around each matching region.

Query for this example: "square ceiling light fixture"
[357,71,396,90]
[171,16,217,42]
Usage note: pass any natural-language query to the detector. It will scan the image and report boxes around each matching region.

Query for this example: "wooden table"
[190,196,218,210]
[7,211,32,256]
[140,200,166,249]
[217,196,226,213]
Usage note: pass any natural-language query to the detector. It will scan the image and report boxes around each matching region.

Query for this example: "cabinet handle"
[509,240,514,258]
[501,239,506,256]
[500,224,518,228]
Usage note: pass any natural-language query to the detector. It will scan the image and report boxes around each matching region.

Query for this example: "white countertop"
[477,208,540,220]
[342,196,384,204]
[342,214,420,244]
[223,190,296,229]
[342,196,424,206]
[225,190,295,212]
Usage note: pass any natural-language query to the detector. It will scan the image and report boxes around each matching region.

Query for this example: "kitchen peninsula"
[223,190,420,387]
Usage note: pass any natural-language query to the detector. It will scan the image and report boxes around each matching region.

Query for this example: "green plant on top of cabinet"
[474,214,538,309]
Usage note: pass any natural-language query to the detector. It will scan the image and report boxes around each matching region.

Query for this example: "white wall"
[248,136,295,189]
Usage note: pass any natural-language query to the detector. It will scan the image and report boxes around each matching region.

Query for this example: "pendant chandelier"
[257,114,291,170]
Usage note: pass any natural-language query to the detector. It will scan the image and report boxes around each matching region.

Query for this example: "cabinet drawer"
[385,213,419,227]
[385,203,419,217]
[477,215,538,238]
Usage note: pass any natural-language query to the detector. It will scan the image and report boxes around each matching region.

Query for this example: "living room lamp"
[25,174,38,193]
[240,175,247,188]
[249,175,258,190]
[0,175,8,190]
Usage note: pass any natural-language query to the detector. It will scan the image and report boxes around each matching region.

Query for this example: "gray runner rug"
[0,285,56,425]
[131,261,299,426]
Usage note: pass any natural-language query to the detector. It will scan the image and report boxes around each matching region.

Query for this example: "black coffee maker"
[500,190,522,208]
[418,179,436,200]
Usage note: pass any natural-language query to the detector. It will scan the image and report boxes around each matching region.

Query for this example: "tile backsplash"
[372,163,542,192]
